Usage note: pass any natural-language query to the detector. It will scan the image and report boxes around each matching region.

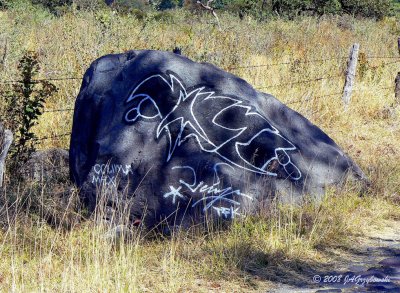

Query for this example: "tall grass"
[1,183,398,292]
[0,4,399,292]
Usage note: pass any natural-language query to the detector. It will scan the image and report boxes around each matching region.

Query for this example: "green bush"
[341,0,393,19]
[0,0,27,9]
[74,0,107,11]
[224,0,264,16]
[31,0,72,14]
[154,0,182,10]
[2,0,395,20]
[216,0,394,19]
[313,0,342,15]
[271,0,311,18]
[1,51,57,168]
[112,0,147,11]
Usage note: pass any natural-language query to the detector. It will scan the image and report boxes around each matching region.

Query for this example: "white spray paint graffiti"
[91,163,133,187]
[124,72,302,181]
[212,206,241,219]
[163,163,253,219]
[163,185,185,204]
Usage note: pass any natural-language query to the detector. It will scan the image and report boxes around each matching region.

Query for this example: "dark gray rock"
[24,148,69,182]
[22,149,82,229]
[70,50,367,228]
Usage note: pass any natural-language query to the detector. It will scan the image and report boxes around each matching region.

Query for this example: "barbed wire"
[43,86,394,113]
[0,77,81,84]
[227,57,347,71]
[373,60,400,66]
[33,133,71,141]
[44,108,74,113]
[35,83,396,141]
[1,53,396,143]
[285,91,344,106]
[0,55,396,86]
[32,77,81,82]
[367,56,400,59]
[40,82,395,113]
[227,55,399,72]
[255,74,343,90]
[27,78,398,115]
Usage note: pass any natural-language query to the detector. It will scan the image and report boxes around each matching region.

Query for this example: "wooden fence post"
[397,37,400,56]
[396,38,400,105]
[342,43,360,108]
[0,124,13,188]
[396,72,400,105]
[0,39,7,71]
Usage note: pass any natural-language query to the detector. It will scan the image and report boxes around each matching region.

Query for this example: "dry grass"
[0,3,399,292]
[0,188,398,292]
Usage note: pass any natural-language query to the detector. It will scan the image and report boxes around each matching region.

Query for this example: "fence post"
[396,38,400,105]
[395,72,400,105]
[0,40,7,71]
[397,37,400,56]
[0,124,13,188]
[342,43,360,108]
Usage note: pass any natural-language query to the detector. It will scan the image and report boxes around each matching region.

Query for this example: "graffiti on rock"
[91,163,133,187]
[124,71,302,181]
[163,163,253,219]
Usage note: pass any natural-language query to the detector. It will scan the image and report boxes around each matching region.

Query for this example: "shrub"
[0,51,57,169]
[31,0,72,14]
[341,0,393,19]
[211,0,394,19]
[313,0,342,15]
[224,0,264,17]
[271,0,311,18]
[74,0,107,11]
[154,0,182,10]
[110,0,149,14]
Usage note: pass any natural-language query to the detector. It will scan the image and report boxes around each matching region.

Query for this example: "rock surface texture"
[70,50,366,228]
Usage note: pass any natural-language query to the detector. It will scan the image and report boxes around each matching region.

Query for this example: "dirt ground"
[262,220,400,292]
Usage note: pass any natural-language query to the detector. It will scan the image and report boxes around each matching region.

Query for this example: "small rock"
[23,148,69,182]
[104,224,132,242]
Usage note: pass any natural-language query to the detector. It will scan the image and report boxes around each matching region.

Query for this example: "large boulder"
[70,50,367,228]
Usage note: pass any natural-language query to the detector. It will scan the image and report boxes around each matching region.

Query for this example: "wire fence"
[285,91,344,106]
[1,54,398,85]
[227,55,400,71]
[367,56,400,59]
[227,56,348,71]
[0,76,82,85]
[1,54,398,142]
[33,133,71,141]
[44,108,74,113]
[255,74,343,90]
